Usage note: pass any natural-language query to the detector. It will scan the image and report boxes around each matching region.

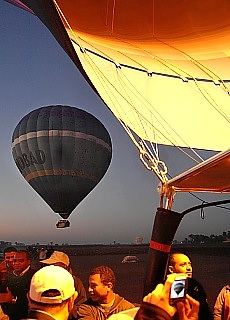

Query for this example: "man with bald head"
[168,252,212,320]
[168,252,192,278]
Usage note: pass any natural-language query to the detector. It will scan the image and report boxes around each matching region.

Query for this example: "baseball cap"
[42,251,69,266]
[29,265,76,304]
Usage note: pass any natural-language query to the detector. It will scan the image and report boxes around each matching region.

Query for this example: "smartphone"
[170,276,188,304]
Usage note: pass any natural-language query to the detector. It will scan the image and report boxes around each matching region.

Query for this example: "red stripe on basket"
[149,240,171,253]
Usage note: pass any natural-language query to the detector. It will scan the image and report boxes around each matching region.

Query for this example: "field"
[58,243,230,310]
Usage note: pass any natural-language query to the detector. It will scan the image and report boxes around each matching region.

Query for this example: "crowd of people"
[0,247,228,320]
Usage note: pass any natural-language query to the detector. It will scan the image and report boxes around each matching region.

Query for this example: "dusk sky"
[1,2,229,245]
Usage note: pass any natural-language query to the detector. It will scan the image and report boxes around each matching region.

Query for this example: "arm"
[0,262,7,287]
[213,286,226,320]
[77,304,98,320]
[0,288,14,304]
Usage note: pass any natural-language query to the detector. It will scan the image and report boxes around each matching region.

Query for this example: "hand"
[176,294,200,320]
[143,273,183,317]
[0,262,6,272]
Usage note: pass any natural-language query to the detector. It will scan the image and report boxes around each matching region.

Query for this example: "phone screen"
[170,277,187,302]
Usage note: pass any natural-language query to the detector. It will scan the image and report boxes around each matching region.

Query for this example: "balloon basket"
[56,219,70,228]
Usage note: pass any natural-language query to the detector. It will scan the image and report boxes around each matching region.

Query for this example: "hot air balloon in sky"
[173,282,184,296]
[12,105,112,227]
[6,0,230,294]
[170,279,186,299]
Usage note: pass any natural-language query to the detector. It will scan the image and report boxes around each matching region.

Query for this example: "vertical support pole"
[143,207,184,296]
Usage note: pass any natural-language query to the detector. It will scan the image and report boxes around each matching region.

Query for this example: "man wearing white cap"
[26,265,78,320]
[41,251,86,307]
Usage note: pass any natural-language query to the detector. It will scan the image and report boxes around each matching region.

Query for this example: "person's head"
[13,250,31,275]
[168,253,192,278]
[88,266,115,304]
[3,247,17,269]
[28,265,77,320]
[42,251,70,270]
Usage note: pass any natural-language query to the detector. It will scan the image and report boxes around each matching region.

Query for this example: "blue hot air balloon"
[12,105,112,227]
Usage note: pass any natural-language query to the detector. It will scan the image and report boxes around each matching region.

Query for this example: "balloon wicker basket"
[56,219,70,229]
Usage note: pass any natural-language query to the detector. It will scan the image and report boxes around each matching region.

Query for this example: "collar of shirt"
[13,265,30,277]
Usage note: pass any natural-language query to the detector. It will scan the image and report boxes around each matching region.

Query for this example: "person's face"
[88,274,111,303]
[13,252,30,274]
[4,251,16,269]
[169,254,192,277]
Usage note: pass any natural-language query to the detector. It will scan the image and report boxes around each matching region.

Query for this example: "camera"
[170,276,188,304]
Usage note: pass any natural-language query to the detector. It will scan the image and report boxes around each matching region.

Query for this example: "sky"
[0,2,229,245]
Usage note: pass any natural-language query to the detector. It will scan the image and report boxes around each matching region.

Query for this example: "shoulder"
[21,268,36,281]
[135,302,172,320]
[188,277,204,288]
[188,278,207,295]
[109,307,139,320]
[73,275,85,287]
[80,298,98,307]
[27,309,56,320]
[218,285,230,297]
[5,273,15,282]
[225,284,230,292]
[77,300,100,318]
[27,268,37,276]
[114,294,135,309]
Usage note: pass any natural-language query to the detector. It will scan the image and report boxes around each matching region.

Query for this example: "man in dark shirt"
[0,250,36,320]
[168,252,212,320]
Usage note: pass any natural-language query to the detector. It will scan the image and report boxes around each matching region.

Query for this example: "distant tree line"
[177,230,230,244]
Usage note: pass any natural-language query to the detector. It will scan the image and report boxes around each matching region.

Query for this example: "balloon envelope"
[7,1,230,189]
[9,0,230,151]
[12,105,112,219]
